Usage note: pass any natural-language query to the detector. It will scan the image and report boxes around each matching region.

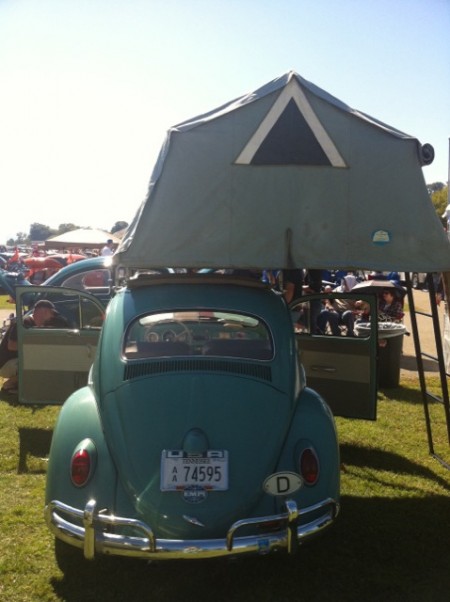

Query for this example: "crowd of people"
[0,239,117,282]
[190,267,407,334]
[265,268,406,336]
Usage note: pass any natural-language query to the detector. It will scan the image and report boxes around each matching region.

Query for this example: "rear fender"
[45,387,117,512]
[275,388,340,510]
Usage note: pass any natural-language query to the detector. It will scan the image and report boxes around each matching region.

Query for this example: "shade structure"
[352,279,407,297]
[45,229,120,250]
[115,71,450,272]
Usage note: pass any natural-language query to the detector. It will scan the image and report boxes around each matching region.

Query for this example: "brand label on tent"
[235,78,346,168]
[372,230,391,245]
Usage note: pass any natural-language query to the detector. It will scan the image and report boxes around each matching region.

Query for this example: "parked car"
[22,254,86,283]
[42,255,114,306]
[0,256,115,309]
[0,256,177,310]
[0,268,31,306]
[23,256,68,284]
[13,273,377,570]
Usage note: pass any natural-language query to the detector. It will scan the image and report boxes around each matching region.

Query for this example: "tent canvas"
[45,228,120,250]
[115,71,450,272]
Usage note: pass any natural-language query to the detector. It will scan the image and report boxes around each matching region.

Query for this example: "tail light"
[299,447,319,486]
[70,439,97,487]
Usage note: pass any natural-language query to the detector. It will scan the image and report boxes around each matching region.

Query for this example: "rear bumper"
[45,497,339,560]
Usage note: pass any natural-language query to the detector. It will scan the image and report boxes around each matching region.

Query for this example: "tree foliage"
[427,181,446,194]
[7,232,28,246]
[5,221,130,246]
[29,223,56,242]
[429,183,449,221]
[57,223,79,234]
[111,221,128,234]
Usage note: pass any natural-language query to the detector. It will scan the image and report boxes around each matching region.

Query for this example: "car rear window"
[124,311,273,360]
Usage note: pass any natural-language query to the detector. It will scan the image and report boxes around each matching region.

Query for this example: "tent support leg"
[406,272,450,469]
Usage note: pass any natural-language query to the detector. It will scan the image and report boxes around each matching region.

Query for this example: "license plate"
[161,450,228,491]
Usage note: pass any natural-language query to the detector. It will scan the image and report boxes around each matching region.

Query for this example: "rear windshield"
[124,311,273,360]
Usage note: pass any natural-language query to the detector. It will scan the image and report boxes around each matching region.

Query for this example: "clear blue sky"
[0,0,449,244]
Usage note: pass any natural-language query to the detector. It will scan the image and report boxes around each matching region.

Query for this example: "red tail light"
[71,449,91,486]
[70,439,96,486]
[299,448,319,485]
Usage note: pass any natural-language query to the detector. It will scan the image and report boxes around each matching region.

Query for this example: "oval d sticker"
[263,472,303,496]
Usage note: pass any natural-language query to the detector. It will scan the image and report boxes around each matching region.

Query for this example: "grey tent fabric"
[115,71,450,272]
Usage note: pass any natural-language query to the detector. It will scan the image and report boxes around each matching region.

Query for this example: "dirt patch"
[400,289,445,380]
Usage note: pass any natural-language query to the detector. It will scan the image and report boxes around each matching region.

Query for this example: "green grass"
[0,294,15,311]
[1,379,449,601]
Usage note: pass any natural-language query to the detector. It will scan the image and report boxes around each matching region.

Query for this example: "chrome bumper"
[45,497,339,560]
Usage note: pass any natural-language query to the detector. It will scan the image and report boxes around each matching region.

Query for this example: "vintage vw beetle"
[40,272,349,569]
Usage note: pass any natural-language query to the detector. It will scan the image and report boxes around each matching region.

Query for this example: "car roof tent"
[115,71,450,272]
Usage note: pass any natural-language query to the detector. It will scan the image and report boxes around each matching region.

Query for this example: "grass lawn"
[0,294,15,311]
[1,378,449,601]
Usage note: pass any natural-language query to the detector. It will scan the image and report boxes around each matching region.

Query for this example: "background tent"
[115,71,450,272]
[45,228,120,251]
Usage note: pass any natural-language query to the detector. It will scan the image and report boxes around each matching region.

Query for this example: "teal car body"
[43,274,341,566]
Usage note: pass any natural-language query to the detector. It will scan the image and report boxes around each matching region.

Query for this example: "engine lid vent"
[124,358,272,382]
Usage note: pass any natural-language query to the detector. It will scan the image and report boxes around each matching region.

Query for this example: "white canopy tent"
[115,71,450,272]
[45,228,120,251]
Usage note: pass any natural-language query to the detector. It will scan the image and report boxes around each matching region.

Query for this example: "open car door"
[290,293,378,420]
[15,286,105,405]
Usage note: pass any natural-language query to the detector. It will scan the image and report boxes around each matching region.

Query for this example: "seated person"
[317,297,356,336]
[30,300,70,328]
[0,300,69,394]
[0,318,18,393]
[354,299,371,322]
[379,289,404,322]
[317,274,358,336]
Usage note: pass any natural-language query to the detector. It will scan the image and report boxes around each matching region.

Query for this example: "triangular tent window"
[235,78,346,168]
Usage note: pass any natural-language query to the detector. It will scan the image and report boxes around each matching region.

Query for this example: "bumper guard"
[45,497,339,560]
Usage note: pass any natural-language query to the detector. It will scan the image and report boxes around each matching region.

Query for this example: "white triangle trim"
[235,78,346,167]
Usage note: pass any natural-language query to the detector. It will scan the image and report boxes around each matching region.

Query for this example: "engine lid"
[101,372,293,538]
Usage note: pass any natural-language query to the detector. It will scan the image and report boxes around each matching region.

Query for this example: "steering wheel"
[162,320,193,344]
